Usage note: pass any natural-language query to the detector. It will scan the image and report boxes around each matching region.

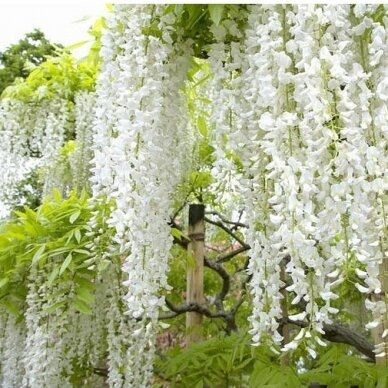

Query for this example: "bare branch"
[163,294,375,361]
[205,244,223,253]
[230,291,246,315]
[323,323,375,361]
[205,210,248,229]
[158,311,180,320]
[217,245,250,264]
[204,216,250,249]
[165,298,228,319]
[287,318,375,361]
[204,258,230,310]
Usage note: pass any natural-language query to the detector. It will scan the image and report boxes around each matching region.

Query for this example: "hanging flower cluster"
[22,266,74,388]
[0,191,114,387]
[0,4,387,385]
[0,91,100,385]
[0,98,71,216]
[0,312,25,387]
[209,4,387,357]
[207,12,246,204]
[44,92,97,196]
[91,5,193,385]
[71,91,96,193]
[0,88,98,217]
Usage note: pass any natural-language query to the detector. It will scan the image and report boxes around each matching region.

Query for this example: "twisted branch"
[204,257,230,311]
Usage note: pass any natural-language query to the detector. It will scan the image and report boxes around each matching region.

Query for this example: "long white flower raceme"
[71,92,96,193]
[0,98,71,217]
[22,266,74,388]
[237,5,286,347]
[91,5,193,385]
[209,4,388,357]
[0,313,25,387]
[350,4,388,359]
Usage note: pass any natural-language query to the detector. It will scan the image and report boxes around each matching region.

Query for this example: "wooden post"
[186,204,205,344]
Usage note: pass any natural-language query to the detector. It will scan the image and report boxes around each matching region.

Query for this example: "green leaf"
[32,244,46,265]
[13,210,27,219]
[194,380,203,388]
[97,259,111,272]
[208,5,224,26]
[65,230,74,245]
[171,227,182,239]
[69,210,81,224]
[0,277,9,288]
[74,228,81,243]
[197,116,208,137]
[74,298,92,314]
[43,300,67,313]
[75,277,95,292]
[73,248,90,255]
[171,227,189,241]
[65,40,90,51]
[190,171,213,189]
[174,4,184,19]
[75,257,95,269]
[2,300,20,316]
[60,252,72,275]
[52,188,62,201]
[76,287,93,305]
[47,267,59,287]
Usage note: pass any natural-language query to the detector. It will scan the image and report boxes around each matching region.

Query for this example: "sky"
[0,0,379,57]
[0,2,108,58]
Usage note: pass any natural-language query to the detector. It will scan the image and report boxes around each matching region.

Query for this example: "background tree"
[0,29,62,95]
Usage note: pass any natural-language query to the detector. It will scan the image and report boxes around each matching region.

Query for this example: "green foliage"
[143,5,248,58]
[156,332,301,387]
[2,52,96,102]
[300,345,388,388]
[208,5,225,27]
[65,12,107,69]
[155,332,259,387]
[171,57,216,209]
[85,15,107,67]
[156,334,388,388]
[0,190,100,316]
[0,29,62,96]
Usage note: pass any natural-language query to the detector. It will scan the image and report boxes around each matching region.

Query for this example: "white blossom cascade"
[209,4,387,357]
[91,5,193,385]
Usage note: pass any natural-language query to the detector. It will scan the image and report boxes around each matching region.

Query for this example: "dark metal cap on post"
[189,204,205,228]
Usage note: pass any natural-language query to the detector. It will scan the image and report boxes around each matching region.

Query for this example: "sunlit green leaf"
[59,252,72,275]
[32,244,46,265]
[43,300,67,313]
[69,210,81,224]
[47,267,59,287]
[74,298,92,314]
[208,5,224,26]
[0,277,9,288]
[74,228,81,243]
